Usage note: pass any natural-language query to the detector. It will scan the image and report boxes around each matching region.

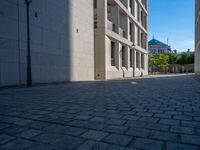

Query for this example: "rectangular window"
[94,0,97,28]
[136,51,139,68]
[122,46,125,67]
[94,0,97,8]
[141,54,144,69]
[129,0,132,9]
[129,22,132,41]
[130,50,133,67]
[111,41,115,66]
[141,32,143,48]
[137,28,140,46]
[107,3,111,21]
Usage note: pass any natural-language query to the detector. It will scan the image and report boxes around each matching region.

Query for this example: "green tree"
[167,53,178,64]
[175,52,194,65]
[149,54,169,68]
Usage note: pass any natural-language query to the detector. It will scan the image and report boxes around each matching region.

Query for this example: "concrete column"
[134,25,137,46]
[125,16,129,39]
[97,0,107,29]
[134,0,137,18]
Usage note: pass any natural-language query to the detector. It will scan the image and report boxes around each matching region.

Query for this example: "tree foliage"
[149,54,169,68]
[149,52,194,68]
[175,52,194,65]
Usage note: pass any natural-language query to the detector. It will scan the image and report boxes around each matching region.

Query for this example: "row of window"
[150,49,169,54]
[111,41,145,69]
[122,0,147,29]
[107,2,147,50]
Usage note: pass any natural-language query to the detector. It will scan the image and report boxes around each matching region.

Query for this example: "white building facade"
[195,0,200,74]
[0,0,94,86]
[94,0,148,79]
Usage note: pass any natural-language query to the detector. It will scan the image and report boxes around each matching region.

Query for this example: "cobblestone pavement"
[0,74,200,150]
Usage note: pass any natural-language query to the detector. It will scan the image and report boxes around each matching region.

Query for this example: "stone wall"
[149,64,194,74]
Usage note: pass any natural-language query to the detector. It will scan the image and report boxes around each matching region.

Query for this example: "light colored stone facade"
[94,0,148,79]
[0,0,94,86]
[195,0,200,74]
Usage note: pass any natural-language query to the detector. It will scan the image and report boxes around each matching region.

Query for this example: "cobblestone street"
[0,74,200,150]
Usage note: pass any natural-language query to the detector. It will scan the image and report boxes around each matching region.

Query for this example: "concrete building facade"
[0,0,148,87]
[0,0,94,86]
[195,0,200,74]
[94,0,148,79]
[148,38,171,56]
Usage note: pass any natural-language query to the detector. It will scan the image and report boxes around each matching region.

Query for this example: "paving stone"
[159,119,180,126]
[125,121,147,128]
[108,145,138,150]
[0,138,35,150]
[165,111,182,115]
[2,125,27,135]
[26,121,51,130]
[166,143,199,150]
[182,121,200,128]
[90,117,108,122]
[33,133,84,149]
[170,126,194,134]
[14,119,33,126]
[107,114,123,119]
[75,115,92,120]
[103,134,132,146]
[0,134,15,145]
[81,130,108,141]
[45,124,86,136]
[122,115,139,121]
[103,125,128,134]
[76,140,109,150]
[145,123,170,131]
[0,123,11,130]
[107,119,127,126]
[27,143,62,150]
[150,130,178,142]
[181,134,200,145]
[139,117,159,123]
[133,138,163,150]
[154,113,172,119]
[126,127,150,138]
[16,129,43,139]
[136,112,153,117]
[173,115,193,121]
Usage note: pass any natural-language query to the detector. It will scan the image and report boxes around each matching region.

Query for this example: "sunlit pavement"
[0,74,200,150]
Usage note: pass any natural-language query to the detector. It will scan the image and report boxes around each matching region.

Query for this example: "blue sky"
[148,0,195,52]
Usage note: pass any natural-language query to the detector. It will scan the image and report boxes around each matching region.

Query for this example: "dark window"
[111,41,115,66]
[122,46,125,67]
[129,0,132,8]
[94,0,97,8]
[136,52,139,68]
[130,50,133,67]
[141,54,144,69]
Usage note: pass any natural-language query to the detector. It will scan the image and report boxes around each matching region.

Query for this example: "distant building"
[195,0,200,74]
[148,38,171,56]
